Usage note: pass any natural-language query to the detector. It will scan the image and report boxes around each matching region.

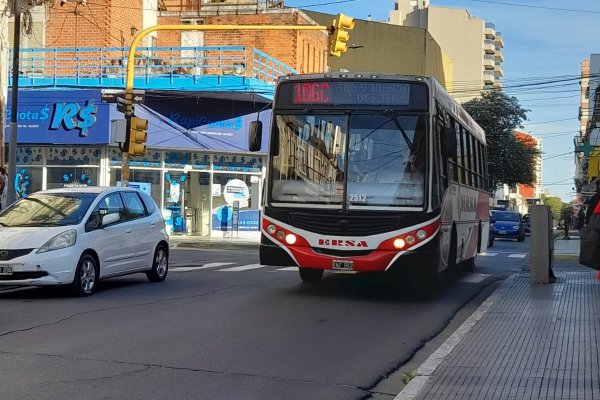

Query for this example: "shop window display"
[211,173,261,234]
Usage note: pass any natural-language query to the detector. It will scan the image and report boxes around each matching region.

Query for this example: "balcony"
[484,22,496,39]
[8,46,295,97]
[495,33,504,49]
[484,39,496,54]
[483,54,495,69]
[494,62,504,77]
[483,70,495,85]
[494,65,504,79]
[495,49,504,63]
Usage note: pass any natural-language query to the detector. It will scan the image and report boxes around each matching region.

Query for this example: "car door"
[85,193,137,276]
[120,191,156,271]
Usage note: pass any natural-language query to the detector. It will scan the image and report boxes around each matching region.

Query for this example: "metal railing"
[9,46,295,89]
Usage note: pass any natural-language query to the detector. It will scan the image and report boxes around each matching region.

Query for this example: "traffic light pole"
[121,24,333,186]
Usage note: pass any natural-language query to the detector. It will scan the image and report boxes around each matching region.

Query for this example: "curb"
[393,274,515,400]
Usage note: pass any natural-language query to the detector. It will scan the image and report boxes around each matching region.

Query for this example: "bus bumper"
[259,234,441,273]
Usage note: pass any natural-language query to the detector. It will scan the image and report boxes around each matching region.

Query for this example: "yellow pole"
[121,24,329,186]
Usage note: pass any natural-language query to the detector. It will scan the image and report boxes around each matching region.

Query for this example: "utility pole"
[6,0,20,204]
[0,0,10,167]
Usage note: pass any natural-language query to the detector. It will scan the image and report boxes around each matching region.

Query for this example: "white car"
[0,187,169,296]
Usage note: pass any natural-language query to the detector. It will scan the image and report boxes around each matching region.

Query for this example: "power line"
[471,0,600,14]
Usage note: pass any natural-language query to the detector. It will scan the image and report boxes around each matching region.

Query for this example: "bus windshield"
[270,112,426,208]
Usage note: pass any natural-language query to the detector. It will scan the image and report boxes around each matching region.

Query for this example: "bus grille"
[289,213,402,236]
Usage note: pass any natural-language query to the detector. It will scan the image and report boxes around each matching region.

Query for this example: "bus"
[249,73,490,284]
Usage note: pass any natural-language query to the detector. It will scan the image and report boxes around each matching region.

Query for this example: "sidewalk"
[169,234,258,251]
[397,231,600,400]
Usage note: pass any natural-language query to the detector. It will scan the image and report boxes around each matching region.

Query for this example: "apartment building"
[389,0,504,102]
[576,55,600,197]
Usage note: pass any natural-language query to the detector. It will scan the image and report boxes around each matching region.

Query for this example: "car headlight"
[37,230,77,253]
[512,226,520,230]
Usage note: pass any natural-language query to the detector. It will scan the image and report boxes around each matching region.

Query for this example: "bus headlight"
[267,224,277,235]
[393,238,406,250]
[416,229,427,240]
[276,230,286,240]
[285,234,297,245]
[405,235,416,245]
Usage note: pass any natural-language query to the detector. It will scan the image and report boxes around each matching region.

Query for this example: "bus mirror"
[443,127,458,159]
[249,121,263,152]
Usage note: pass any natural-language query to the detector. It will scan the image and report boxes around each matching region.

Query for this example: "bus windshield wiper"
[385,110,413,151]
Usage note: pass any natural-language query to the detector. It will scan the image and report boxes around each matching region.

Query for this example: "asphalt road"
[0,238,530,400]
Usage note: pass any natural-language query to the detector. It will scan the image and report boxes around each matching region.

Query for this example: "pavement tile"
[411,271,600,400]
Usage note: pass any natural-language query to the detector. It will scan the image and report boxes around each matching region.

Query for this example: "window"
[86,193,126,231]
[122,192,147,220]
[139,192,156,215]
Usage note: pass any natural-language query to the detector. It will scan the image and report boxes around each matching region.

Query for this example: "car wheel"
[299,267,323,283]
[147,244,169,282]
[71,253,98,297]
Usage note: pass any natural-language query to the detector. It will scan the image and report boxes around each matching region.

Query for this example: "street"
[0,238,530,400]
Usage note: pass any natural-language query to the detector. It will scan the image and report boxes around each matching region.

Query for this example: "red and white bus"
[249,73,490,284]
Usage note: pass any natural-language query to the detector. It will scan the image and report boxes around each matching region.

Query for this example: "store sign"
[50,100,97,137]
[5,90,110,144]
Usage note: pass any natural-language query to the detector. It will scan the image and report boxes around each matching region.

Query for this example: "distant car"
[491,210,525,242]
[0,187,169,296]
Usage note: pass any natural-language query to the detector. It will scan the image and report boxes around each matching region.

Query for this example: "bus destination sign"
[281,81,417,107]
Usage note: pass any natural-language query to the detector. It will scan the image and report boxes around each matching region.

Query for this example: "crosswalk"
[479,252,528,258]
[170,263,296,273]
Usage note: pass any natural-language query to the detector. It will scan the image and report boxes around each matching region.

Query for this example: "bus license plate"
[0,265,13,275]
[332,260,354,271]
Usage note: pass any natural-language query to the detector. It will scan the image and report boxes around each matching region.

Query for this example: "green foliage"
[462,91,538,191]
[401,370,417,385]
[541,195,564,221]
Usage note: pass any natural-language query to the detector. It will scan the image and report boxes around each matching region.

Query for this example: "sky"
[285,0,600,202]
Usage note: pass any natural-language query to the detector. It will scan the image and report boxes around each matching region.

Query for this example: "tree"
[462,91,538,191]
[541,194,563,221]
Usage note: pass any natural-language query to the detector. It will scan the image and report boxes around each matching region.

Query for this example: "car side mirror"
[102,213,120,226]
[249,121,262,152]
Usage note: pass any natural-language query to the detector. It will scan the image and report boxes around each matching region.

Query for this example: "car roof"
[33,186,140,195]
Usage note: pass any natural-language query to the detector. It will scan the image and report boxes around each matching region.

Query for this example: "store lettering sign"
[50,100,98,137]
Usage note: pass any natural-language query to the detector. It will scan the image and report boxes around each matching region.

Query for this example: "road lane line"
[275,267,298,272]
[218,264,266,272]
[479,252,498,257]
[508,254,527,258]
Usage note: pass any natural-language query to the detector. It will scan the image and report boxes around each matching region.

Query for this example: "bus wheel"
[299,267,324,283]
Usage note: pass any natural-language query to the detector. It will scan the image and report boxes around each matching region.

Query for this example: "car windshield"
[269,112,426,208]
[0,193,97,227]
[493,212,521,222]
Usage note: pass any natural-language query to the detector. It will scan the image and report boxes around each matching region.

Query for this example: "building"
[304,10,453,89]
[515,131,542,205]
[389,0,504,101]
[3,0,331,238]
[576,55,600,200]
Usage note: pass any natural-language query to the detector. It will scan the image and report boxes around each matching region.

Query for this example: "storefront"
[5,89,271,239]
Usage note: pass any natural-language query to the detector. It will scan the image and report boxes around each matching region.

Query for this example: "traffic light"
[329,13,355,57]
[127,117,148,156]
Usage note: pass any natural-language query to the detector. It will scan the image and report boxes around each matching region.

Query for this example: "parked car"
[0,187,169,296]
[491,210,525,242]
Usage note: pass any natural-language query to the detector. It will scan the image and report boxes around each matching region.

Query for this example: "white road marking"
[508,254,527,258]
[196,262,235,269]
[170,267,199,272]
[458,273,492,283]
[218,264,266,272]
[275,267,298,272]
[479,252,498,257]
